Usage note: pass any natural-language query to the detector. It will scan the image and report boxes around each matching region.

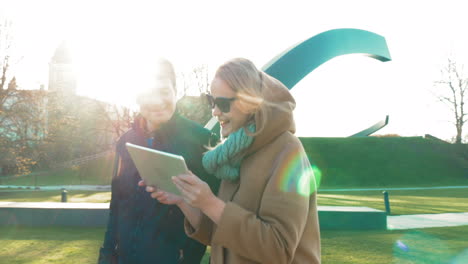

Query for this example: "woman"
[144,58,321,263]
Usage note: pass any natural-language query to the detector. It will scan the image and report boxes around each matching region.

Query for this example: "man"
[98,58,219,263]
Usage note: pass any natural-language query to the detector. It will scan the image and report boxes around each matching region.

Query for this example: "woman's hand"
[172,172,225,224]
[139,180,183,205]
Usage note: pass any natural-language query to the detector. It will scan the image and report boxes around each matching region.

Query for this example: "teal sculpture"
[206,28,392,136]
[261,28,391,89]
[350,115,389,137]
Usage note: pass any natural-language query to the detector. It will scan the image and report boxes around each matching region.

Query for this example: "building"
[48,40,77,95]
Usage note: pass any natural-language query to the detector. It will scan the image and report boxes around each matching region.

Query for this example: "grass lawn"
[321,226,468,264]
[0,154,115,186]
[0,227,209,264]
[318,188,468,215]
[1,226,467,264]
[0,227,104,264]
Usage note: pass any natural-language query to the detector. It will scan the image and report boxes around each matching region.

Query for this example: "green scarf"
[202,123,256,181]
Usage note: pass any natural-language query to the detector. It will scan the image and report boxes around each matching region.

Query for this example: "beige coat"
[186,73,321,264]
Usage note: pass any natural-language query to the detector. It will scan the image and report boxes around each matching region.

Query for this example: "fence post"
[61,189,68,202]
[383,191,391,215]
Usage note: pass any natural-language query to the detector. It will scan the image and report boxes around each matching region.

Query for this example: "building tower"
[48,40,76,95]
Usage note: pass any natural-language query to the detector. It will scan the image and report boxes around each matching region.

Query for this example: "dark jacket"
[99,113,219,264]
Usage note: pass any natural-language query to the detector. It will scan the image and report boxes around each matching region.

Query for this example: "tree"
[177,64,212,124]
[90,100,135,148]
[0,19,37,175]
[0,19,21,93]
[0,19,12,91]
[0,89,47,175]
[434,57,468,144]
[178,64,211,96]
[46,94,135,158]
[7,76,17,90]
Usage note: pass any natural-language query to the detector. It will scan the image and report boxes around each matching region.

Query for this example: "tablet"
[125,142,187,195]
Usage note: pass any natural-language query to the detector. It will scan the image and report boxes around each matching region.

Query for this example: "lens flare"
[311,164,322,190]
[395,240,409,252]
[277,149,321,196]
[393,231,452,263]
[450,249,468,264]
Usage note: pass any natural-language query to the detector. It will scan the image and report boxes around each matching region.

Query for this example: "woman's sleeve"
[184,212,215,246]
[210,143,315,263]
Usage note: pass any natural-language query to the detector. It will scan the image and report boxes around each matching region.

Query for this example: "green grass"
[0,227,209,264]
[318,188,468,215]
[1,226,467,264]
[321,226,468,264]
[0,227,104,264]
[300,137,468,188]
[0,190,111,203]
[0,153,115,186]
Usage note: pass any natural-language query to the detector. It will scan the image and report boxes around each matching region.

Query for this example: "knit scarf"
[202,123,256,181]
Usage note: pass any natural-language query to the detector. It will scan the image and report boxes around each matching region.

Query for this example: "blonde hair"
[214,58,270,135]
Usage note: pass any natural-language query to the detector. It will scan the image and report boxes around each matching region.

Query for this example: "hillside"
[3,137,467,189]
[300,136,468,188]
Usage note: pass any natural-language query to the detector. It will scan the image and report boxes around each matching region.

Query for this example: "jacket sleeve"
[179,130,219,261]
[98,151,121,264]
[210,143,314,263]
[182,129,219,246]
[184,212,215,246]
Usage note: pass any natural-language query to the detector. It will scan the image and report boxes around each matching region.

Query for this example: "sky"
[2,0,468,140]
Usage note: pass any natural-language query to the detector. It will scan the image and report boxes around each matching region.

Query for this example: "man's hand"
[139,180,183,205]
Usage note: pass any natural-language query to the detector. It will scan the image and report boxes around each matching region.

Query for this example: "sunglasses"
[204,93,237,113]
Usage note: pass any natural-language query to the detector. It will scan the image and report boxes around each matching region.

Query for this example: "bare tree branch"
[433,57,468,143]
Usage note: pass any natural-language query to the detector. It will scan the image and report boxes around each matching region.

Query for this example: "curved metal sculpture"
[206,28,392,135]
[261,28,391,89]
[349,115,389,137]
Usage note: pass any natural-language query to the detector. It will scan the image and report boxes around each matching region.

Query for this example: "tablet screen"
[126,142,187,195]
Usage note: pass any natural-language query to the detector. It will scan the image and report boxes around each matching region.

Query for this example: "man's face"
[137,77,176,132]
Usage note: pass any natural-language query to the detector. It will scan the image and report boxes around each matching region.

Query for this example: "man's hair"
[154,57,177,92]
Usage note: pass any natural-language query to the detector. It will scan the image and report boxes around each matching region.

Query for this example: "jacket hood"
[246,71,296,155]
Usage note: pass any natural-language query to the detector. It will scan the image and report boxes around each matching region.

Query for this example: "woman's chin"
[221,128,231,138]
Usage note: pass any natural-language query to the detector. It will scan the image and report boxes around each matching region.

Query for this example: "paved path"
[319,186,468,192]
[388,212,468,230]
[2,185,468,230]
[0,185,111,191]
[0,201,109,209]
[3,185,468,192]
